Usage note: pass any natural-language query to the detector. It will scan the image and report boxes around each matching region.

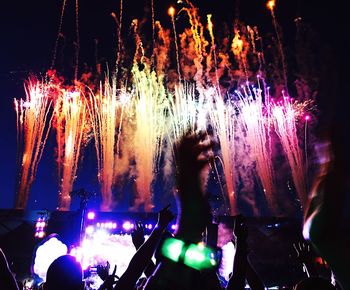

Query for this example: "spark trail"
[55,89,88,210]
[267,0,288,91]
[208,90,236,215]
[271,93,308,207]
[131,63,167,212]
[235,82,275,211]
[88,79,122,211]
[14,79,54,209]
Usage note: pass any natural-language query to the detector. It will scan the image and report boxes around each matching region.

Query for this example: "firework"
[234,81,275,211]
[55,88,88,210]
[14,79,54,209]
[87,79,126,211]
[208,90,236,215]
[13,0,316,216]
[131,63,168,212]
[271,93,308,207]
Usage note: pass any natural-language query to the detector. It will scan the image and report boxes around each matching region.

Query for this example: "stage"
[0,209,335,288]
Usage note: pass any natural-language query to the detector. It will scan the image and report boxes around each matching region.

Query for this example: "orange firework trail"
[181,4,208,92]
[14,79,54,209]
[206,14,220,92]
[154,21,171,77]
[231,29,249,79]
[168,6,181,81]
[267,0,288,91]
[55,88,88,210]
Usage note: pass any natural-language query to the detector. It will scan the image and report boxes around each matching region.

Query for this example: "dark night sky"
[0,0,348,212]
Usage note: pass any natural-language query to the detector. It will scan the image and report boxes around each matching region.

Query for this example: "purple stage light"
[122,221,133,231]
[85,225,94,235]
[35,215,48,238]
[87,211,96,220]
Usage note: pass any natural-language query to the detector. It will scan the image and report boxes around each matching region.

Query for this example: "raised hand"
[293,241,312,263]
[97,263,118,290]
[131,222,145,250]
[292,241,315,277]
[174,130,214,175]
[97,261,110,282]
[157,204,175,230]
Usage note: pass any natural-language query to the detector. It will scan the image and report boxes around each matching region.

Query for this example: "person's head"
[44,255,84,290]
[293,277,336,290]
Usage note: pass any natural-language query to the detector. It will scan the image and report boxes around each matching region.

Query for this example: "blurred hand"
[132,222,145,250]
[98,264,118,290]
[157,204,175,229]
[175,130,214,175]
[97,261,110,282]
[292,241,314,264]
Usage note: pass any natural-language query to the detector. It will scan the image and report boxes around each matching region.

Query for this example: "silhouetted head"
[294,277,336,290]
[44,255,84,290]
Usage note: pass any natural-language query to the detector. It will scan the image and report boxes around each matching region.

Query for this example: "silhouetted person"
[294,277,337,290]
[44,255,84,290]
[226,215,264,290]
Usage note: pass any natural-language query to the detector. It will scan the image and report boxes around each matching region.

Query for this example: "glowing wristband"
[161,238,220,271]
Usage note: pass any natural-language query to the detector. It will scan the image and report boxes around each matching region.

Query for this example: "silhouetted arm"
[143,131,217,290]
[0,248,19,290]
[131,222,157,278]
[226,216,248,290]
[245,260,265,290]
[115,206,174,290]
[303,127,350,289]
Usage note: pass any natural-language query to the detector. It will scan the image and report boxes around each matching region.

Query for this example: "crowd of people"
[1,128,348,290]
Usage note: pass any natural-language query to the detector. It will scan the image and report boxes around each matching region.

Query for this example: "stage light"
[171,224,178,231]
[34,211,49,239]
[36,231,45,238]
[145,223,153,230]
[85,226,94,235]
[122,221,134,231]
[87,211,96,220]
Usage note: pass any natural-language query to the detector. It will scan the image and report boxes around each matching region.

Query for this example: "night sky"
[0,0,348,213]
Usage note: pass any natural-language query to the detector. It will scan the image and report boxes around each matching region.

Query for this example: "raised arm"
[143,131,221,290]
[115,205,174,290]
[0,248,19,290]
[302,126,350,289]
